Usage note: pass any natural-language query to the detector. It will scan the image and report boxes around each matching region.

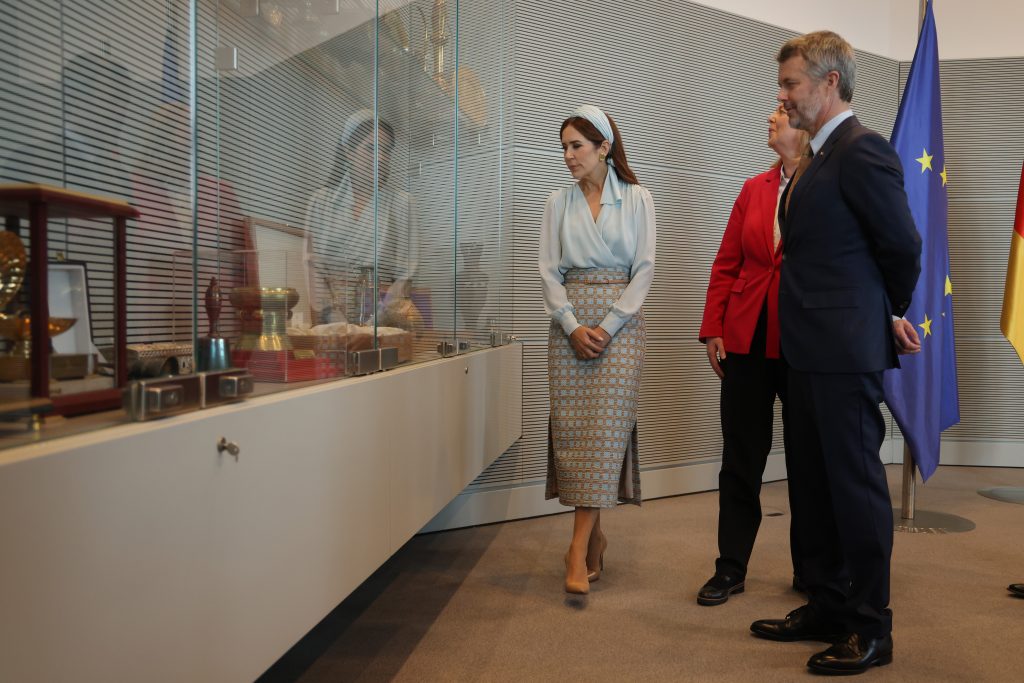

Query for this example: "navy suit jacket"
[779,116,922,374]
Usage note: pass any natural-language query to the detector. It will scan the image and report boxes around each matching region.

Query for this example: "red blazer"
[699,168,784,359]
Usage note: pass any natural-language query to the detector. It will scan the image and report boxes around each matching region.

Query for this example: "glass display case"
[0,0,509,448]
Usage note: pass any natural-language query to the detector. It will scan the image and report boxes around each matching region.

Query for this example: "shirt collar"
[600,166,623,205]
[329,175,354,206]
[810,109,854,154]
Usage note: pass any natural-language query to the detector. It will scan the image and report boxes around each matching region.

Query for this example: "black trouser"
[785,368,892,639]
[715,306,794,579]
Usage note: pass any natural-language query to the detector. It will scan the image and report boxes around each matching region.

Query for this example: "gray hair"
[777,31,856,102]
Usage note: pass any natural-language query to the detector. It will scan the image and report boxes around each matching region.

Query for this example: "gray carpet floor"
[260,465,1024,682]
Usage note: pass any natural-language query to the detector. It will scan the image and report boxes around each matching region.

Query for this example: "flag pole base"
[893,508,975,534]
[977,487,1024,505]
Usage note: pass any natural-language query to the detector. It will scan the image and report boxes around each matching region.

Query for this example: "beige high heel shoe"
[564,552,590,594]
[586,533,608,582]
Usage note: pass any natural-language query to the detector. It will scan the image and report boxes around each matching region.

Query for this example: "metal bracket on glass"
[437,339,470,357]
[238,0,259,17]
[349,349,381,376]
[215,46,238,71]
[125,369,254,421]
[200,369,255,408]
[379,346,399,371]
[346,347,399,376]
[437,340,456,357]
[125,374,202,422]
[489,330,511,347]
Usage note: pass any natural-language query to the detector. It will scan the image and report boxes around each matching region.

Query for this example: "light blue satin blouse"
[538,167,656,336]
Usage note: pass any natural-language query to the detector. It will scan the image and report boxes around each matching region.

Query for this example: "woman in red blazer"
[696,106,807,606]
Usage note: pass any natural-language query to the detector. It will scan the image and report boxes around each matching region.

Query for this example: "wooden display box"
[0,184,138,417]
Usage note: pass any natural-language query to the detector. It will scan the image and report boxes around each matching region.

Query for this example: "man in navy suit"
[749,31,923,676]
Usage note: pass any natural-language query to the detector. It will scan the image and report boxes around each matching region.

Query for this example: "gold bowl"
[0,314,76,358]
[0,314,76,339]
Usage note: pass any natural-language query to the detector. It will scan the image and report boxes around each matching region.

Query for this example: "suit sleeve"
[840,133,922,317]
[698,178,752,342]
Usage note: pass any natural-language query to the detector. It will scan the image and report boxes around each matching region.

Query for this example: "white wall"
[693,0,1024,61]
[930,0,1024,60]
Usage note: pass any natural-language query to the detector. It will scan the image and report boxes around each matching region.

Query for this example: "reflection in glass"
[303,111,419,330]
[0,0,509,446]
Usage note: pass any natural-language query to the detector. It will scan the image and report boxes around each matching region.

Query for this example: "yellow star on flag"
[916,148,934,173]
[940,165,948,186]
[944,275,952,296]
[919,314,933,337]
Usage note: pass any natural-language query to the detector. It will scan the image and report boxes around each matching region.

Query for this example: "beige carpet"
[260,466,1024,682]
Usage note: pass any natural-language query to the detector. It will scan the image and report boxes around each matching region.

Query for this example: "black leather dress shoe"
[750,605,844,642]
[807,633,893,675]
[1009,583,1024,598]
[697,573,745,606]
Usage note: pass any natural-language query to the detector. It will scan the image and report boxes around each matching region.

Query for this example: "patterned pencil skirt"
[545,267,645,508]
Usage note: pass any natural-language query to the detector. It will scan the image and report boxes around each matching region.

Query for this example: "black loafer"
[1009,583,1024,598]
[697,573,745,606]
[807,633,893,675]
[750,605,845,642]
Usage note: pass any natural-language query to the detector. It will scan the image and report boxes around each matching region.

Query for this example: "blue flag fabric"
[883,0,960,481]
[162,9,184,105]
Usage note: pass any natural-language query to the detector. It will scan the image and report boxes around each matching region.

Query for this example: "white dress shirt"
[538,166,656,336]
[774,164,792,250]
[810,109,855,154]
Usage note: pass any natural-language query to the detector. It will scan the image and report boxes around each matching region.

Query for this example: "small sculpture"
[197,276,231,371]
[205,276,222,337]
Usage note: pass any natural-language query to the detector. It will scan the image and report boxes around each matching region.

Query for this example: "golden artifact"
[453,66,487,127]
[379,295,424,336]
[0,314,75,356]
[229,286,299,352]
[0,314,75,382]
[0,228,76,368]
[0,230,27,309]
[378,10,410,53]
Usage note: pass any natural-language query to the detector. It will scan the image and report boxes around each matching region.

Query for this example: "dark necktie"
[783,149,814,218]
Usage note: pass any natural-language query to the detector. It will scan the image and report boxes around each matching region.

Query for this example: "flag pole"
[900,445,915,520]
[893,0,974,534]
[898,0,928,525]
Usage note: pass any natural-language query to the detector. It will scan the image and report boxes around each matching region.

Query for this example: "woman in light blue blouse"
[305,110,418,324]
[539,105,656,595]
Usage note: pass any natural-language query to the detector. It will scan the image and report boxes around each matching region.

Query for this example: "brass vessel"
[229,286,299,352]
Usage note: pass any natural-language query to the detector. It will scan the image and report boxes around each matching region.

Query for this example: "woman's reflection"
[304,109,420,330]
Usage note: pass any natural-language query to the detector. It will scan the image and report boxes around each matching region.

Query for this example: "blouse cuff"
[598,310,628,337]
[558,311,581,336]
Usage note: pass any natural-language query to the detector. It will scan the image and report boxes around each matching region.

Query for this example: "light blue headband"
[570,105,614,146]
[342,108,375,145]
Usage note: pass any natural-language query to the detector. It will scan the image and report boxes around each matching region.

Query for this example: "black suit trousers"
[716,307,796,578]
[785,368,893,639]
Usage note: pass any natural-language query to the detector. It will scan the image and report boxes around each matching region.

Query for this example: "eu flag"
[161,7,184,105]
[883,0,960,481]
